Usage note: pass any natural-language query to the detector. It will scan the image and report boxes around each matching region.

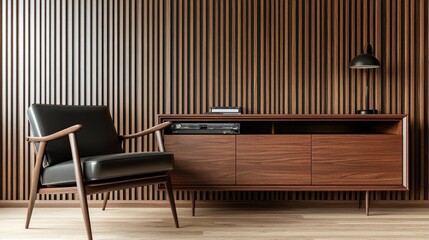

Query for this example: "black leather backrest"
[27,104,124,167]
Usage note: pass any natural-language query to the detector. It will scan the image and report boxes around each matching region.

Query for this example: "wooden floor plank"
[0,207,429,239]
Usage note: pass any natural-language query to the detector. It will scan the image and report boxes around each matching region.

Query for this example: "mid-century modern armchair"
[25,104,179,240]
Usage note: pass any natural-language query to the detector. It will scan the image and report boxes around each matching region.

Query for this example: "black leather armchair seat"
[40,152,174,186]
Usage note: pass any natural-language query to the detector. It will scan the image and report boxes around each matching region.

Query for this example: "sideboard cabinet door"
[236,135,312,185]
[164,135,236,185]
[312,134,403,185]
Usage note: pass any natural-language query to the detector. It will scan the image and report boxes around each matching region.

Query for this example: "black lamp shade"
[349,44,380,69]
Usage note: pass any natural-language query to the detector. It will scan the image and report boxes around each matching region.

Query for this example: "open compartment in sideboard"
[238,121,273,134]
[274,120,402,135]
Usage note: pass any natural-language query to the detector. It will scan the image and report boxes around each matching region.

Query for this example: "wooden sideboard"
[158,114,409,215]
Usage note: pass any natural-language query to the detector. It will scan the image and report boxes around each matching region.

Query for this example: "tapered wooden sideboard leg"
[358,191,362,209]
[191,191,196,216]
[365,191,370,216]
[102,192,109,211]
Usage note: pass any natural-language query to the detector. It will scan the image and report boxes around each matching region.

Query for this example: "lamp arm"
[365,84,369,110]
[366,70,369,110]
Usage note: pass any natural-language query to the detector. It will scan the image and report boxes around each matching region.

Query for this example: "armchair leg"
[77,188,93,240]
[102,192,110,211]
[69,133,93,240]
[26,141,46,229]
[165,174,179,228]
[25,185,38,229]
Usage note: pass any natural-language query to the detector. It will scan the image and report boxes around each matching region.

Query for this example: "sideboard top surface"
[159,114,408,121]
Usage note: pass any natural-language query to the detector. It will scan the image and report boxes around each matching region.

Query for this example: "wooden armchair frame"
[25,121,178,240]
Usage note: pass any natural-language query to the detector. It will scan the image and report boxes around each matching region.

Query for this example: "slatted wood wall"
[1,0,428,202]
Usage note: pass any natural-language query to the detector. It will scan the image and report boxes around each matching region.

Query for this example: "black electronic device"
[170,123,240,134]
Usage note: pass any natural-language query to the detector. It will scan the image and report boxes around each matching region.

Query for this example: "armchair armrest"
[26,124,84,204]
[120,121,172,140]
[27,124,83,142]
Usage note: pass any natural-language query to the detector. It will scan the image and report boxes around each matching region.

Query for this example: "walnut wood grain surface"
[159,114,407,121]
[312,134,403,185]
[236,135,311,185]
[164,135,235,185]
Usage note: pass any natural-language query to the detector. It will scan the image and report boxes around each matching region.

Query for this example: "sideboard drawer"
[312,134,403,185]
[236,135,312,185]
[164,135,236,185]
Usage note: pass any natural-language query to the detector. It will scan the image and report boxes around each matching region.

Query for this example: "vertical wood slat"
[0,0,171,201]
[1,0,429,202]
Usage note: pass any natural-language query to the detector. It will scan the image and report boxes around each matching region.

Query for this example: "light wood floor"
[1,207,429,239]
